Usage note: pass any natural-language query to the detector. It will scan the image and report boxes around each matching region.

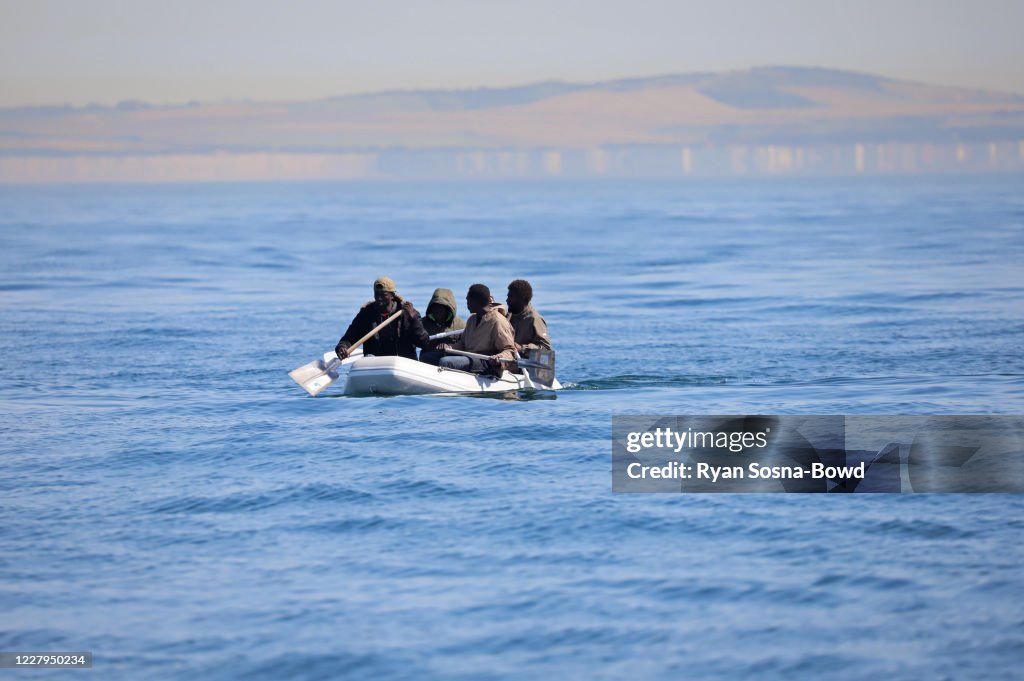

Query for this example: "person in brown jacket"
[505,279,552,356]
[433,283,516,375]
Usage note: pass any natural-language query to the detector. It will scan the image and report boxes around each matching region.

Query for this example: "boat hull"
[342,355,561,396]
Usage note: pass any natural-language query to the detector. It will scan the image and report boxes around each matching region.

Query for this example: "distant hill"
[2,67,1023,182]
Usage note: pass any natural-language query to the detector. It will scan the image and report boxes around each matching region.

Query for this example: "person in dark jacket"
[335,277,430,361]
[419,287,467,362]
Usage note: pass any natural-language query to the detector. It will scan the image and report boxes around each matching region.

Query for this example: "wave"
[569,374,734,390]
[148,483,374,514]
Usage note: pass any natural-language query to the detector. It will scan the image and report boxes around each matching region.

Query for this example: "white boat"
[343,355,562,396]
[289,330,560,397]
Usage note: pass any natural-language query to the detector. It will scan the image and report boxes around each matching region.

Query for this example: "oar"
[288,321,462,396]
[289,309,403,396]
[287,348,365,397]
[441,348,547,369]
[428,329,463,341]
[441,349,541,389]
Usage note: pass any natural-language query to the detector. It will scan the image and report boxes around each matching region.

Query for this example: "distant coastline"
[3,67,1024,183]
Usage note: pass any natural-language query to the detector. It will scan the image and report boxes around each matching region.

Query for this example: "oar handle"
[428,329,463,341]
[342,309,403,356]
[336,317,456,363]
[442,347,544,368]
[444,348,515,362]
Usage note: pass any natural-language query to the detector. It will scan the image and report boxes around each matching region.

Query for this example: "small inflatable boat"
[344,355,562,396]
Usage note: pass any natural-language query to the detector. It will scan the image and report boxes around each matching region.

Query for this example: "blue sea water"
[1,176,1023,680]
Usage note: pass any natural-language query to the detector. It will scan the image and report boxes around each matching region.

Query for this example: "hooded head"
[425,288,458,328]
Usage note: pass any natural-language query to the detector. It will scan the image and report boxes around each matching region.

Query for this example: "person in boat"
[335,277,430,361]
[505,279,552,358]
[432,283,516,375]
[419,287,467,362]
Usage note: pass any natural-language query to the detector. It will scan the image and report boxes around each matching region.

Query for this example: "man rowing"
[432,283,516,375]
[335,277,430,361]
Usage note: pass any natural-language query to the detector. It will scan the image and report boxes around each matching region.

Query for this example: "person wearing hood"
[433,284,516,375]
[505,279,552,356]
[335,277,431,361]
[419,288,467,362]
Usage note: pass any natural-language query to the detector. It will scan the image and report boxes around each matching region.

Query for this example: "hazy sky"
[2,0,1022,107]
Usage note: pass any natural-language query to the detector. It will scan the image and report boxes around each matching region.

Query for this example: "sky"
[1,0,1023,108]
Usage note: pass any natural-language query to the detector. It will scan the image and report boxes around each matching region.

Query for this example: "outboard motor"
[522,348,556,387]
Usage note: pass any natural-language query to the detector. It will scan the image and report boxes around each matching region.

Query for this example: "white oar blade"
[289,358,328,386]
[288,358,336,396]
[288,349,363,396]
[301,365,341,396]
